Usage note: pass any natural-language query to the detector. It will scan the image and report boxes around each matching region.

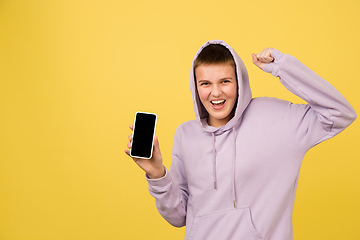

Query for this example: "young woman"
[125,40,356,240]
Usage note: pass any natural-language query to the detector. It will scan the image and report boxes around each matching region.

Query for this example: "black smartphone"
[130,111,157,159]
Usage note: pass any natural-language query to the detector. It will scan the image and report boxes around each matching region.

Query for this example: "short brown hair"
[194,44,235,69]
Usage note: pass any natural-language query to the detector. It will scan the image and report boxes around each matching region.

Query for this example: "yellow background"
[0,0,359,239]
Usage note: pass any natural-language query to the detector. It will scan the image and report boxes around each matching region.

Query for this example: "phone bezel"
[130,111,157,159]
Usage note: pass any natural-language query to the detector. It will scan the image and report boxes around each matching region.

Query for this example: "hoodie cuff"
[262,48,285,77]
[146,167,172,193]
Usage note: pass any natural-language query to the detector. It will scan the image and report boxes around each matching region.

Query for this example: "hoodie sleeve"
[146,127,188,227]
[263,49,356,150]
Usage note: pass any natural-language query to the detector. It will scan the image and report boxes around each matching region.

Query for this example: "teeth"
[211,100,225,104]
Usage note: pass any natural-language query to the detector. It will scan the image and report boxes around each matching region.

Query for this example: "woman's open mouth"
[210,100,226,110]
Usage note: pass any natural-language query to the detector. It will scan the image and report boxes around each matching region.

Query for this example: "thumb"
[152,136,163,161]
[153,136,160,153]
[252,53,265,70]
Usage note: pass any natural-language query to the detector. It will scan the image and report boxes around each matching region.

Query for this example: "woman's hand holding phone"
[125,124,165,179]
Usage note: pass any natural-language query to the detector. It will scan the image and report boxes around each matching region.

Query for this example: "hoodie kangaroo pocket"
[188,207,262,240]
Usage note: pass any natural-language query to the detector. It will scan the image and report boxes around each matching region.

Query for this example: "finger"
[256,50,263,58]
[128,134,132,141]
[124,149,130,156]
[259,57,274,63]
[257,51,266,59]
[258,52,265,58]
[256,48,273,60]
[127,141,132,149]
[252,53,262,68]
[252,56,265,70]
[252,53,258,64]
[129,125,134,130]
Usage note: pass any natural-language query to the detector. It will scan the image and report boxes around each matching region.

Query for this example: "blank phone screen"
[131,112,157,159]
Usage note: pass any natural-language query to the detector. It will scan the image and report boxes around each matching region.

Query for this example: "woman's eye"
[200,82,209,86]
[222,80,230,83]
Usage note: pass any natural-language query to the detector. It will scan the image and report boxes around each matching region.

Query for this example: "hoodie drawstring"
[212,130,237,209]
[232,128,237,208]
[212,132,217,190]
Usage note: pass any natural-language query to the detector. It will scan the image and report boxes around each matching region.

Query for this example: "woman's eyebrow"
[198,77,233,83]
[220,77,233,80]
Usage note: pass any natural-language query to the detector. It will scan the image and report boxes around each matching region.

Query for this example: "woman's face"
[195,63,238,127]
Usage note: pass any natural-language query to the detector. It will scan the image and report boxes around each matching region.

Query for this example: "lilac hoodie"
[146,40,356,240]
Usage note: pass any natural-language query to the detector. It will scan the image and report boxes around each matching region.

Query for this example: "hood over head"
[190,40,252,133]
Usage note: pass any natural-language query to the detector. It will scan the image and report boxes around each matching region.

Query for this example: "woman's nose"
[211,85,222,97]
